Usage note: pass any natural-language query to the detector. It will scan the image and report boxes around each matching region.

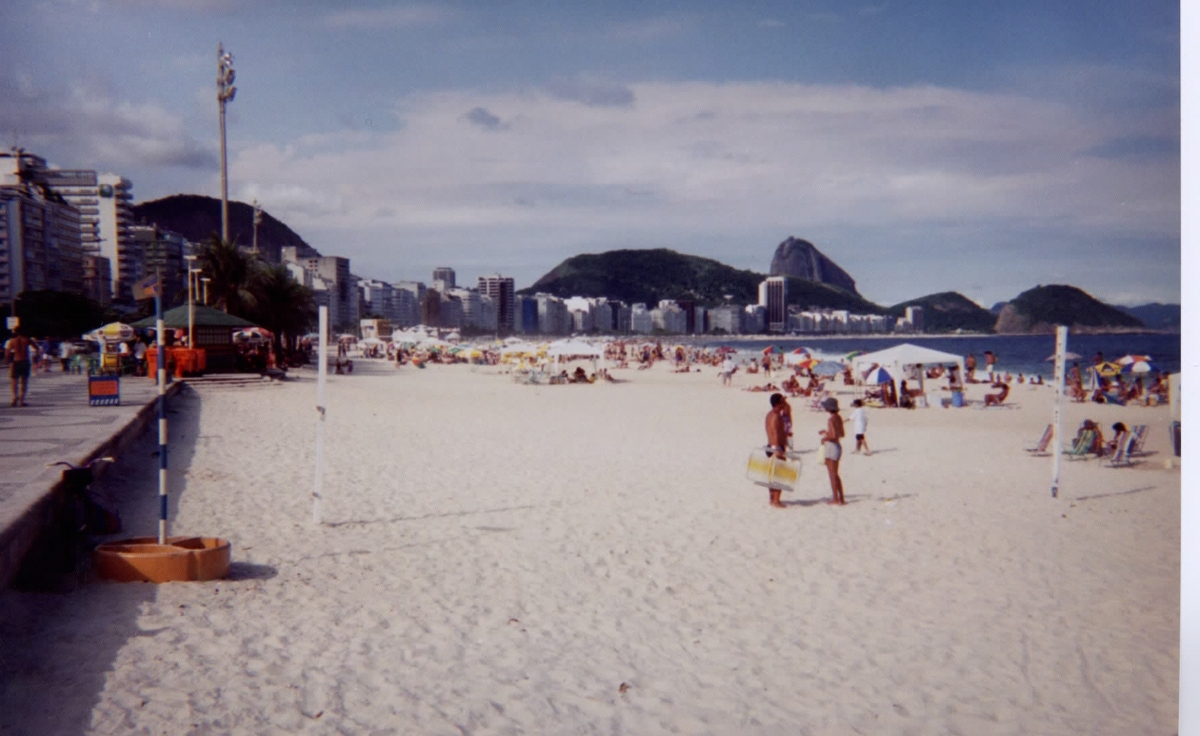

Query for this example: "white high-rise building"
[4,150,134,302]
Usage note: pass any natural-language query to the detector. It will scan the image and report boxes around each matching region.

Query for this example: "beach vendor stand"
[131,305,258,374]
[83,321,134,374]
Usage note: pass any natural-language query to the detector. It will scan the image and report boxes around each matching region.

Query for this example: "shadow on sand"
[0,383,201,735]
[1073,485,1157,502]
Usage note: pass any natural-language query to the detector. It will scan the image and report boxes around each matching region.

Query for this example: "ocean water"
[693,332,1181,379]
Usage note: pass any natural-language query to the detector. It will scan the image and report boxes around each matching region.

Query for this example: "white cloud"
[1,75,216,170]
[321,3,453,30]
[224,80,1178,294]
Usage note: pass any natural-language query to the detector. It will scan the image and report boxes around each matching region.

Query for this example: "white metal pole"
[313,306,328,524]
[1050,325,1068,498]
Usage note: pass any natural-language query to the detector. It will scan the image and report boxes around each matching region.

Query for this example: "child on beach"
[850,399,870,455]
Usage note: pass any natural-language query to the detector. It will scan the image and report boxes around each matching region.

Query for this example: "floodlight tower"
[217,43,237,243]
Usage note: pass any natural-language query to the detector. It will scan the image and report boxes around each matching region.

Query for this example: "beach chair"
[1129,425,1149,455]
[1026,424,1053,455]
[1065,429,1096,461]
[1108,432,1136,468]
[806,391,831,411]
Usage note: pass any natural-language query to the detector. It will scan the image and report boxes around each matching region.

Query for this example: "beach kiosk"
[132,305,258,374]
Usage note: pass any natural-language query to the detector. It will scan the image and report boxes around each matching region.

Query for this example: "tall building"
[762,277,787,333]
[132,224,190,307]
[282,248,358,330]
[36,164,136,302]
[1,150,86,302]
[477,274,515,334]
[905,305,925,333]
[432,267,456,291]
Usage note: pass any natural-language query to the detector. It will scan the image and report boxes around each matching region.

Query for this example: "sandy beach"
[0,359,1180,735]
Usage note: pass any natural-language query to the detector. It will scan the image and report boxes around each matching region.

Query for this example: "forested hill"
[887,292,996,333]
[521,249,763,307]
[993,285,1145,333]
[131,194,321,263]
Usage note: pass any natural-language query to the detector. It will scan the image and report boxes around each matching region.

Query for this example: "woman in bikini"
[819,397,846,505]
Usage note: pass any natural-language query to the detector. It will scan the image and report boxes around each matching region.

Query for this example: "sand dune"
[0,360,1179,734]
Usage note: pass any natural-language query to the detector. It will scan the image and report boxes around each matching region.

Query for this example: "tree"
[2,290,105,341]
[249,263,315,358]
[198,235,256,317]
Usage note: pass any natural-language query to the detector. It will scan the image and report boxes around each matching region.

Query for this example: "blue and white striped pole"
[156,270,169,543]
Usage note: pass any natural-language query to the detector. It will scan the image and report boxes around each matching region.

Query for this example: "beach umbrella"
[1045,351,1082,362]
[762,345,781,355]
[813,360,844,376]
[1116,354,1152,365]
[790,347,810,355]
[1094,361,1123,377]
[863,366,893,384]
[1121,360,1156,374]
[844,350,863,361]
[84,321,135,342]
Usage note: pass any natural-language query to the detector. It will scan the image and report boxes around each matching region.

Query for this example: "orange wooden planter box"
[93,536,231,583]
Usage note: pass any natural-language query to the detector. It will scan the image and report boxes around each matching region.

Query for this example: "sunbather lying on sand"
[745,383,780,393]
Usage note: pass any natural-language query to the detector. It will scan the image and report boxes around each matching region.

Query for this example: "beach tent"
[852,343,965,407]
[547,339,601,358]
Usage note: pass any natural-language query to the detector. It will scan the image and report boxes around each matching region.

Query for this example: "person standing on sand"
[764,393,790,508]
[819,397,846,505]
[850,399,870,455]
[965,353,977,382]
[5,328,33,407]
[984,350,997,381]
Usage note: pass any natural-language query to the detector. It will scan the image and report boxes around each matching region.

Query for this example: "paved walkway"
[0,368,173,585]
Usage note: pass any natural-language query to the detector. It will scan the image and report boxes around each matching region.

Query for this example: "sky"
[0,0,1183,308]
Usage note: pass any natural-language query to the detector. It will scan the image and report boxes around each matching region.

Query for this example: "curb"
[0,381,186,589]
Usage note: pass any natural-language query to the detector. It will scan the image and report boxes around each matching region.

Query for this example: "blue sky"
[0,0,1182,307]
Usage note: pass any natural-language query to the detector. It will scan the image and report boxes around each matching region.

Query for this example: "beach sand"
[0,360,1180,734]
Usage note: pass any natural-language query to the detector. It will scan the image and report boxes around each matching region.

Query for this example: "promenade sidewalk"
[0,368,176,587]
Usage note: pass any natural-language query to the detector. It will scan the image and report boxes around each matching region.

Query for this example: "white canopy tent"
[546,339,602,358]
[851,343,966,407]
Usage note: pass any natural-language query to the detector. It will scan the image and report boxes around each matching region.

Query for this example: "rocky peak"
[768,237,858,295]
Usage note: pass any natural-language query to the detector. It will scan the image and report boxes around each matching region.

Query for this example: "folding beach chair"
[1026,424,1053,455]
[1065,429,1096,461]
[1108,432,1136,468]
[1129,425,1149,456]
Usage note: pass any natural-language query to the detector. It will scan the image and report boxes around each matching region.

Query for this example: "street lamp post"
[217,43,237,243]
[201,277,211,306]
[184,254,198,346]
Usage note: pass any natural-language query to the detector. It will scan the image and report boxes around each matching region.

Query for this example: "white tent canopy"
[546,339,602,358]
[851,343,966,406]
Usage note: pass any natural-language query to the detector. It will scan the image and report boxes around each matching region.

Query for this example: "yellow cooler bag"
[746,448,800,491]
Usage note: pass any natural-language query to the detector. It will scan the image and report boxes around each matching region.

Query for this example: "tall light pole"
[217,43,236,243]
[252,198,262,256]
[201,277,211,306]
[184,254,197,346]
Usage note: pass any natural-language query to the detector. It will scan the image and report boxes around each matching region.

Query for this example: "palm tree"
[198,235,256,317]
[250,263,315,358]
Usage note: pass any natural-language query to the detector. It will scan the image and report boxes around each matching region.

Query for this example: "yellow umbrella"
[1095,361,1123,377]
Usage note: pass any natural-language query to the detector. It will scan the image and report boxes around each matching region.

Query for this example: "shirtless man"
[764,393,790,508]
[5,328,33,407]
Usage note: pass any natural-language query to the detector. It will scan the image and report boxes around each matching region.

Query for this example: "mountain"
[779,277,883,314]
[888,292,996,333]
[768,237,858,294]
[521,248,763,306]
[993,285,1145,334]
[131,194,320,263]
[1115,303,1180,330]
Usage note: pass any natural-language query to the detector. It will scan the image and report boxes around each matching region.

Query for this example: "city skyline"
[1,1,1183,308]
